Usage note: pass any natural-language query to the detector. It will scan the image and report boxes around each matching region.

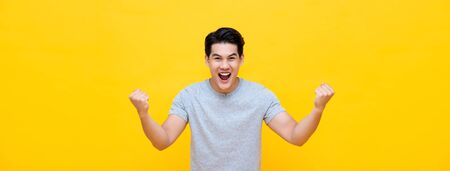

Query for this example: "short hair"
[204,27,245,57]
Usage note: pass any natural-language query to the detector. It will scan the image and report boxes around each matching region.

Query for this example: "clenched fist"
[129,89,150,115]
[314,83,335,111]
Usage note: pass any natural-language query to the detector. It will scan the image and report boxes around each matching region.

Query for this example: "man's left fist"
[314,83,335,111]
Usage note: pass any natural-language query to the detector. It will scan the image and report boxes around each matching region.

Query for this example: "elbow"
[156,147,167,151]
[151,140,170,151]
[153,143,169,151]
[149,135,171,151]
[289,140,303,147]
[292,141,306,147]
[290,138,308,147]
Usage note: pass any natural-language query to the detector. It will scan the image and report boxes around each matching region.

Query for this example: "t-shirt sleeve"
[169,89,189,122]
[263,89,286,124]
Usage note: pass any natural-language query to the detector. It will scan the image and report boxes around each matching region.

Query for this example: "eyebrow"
[211,53,238,57]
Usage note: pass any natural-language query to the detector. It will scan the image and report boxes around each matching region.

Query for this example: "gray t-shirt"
[169,77,286,171]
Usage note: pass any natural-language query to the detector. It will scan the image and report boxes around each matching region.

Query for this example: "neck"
[209,77,240,94]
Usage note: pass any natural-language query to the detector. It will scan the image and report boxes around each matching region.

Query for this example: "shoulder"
[175,79,207,97]
[240,78,275,96]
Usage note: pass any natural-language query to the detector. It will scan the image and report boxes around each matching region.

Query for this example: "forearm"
[291,108,323,146]
[139,113,170,150]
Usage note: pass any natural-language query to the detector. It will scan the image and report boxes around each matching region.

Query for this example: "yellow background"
[1,0,449,170]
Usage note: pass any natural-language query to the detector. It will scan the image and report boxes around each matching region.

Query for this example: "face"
[205,42,244,94]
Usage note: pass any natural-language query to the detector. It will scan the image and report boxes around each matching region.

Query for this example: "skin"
[129,42,334,150]
[205,42,244,95]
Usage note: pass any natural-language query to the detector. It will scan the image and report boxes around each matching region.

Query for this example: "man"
[129,27,335,170]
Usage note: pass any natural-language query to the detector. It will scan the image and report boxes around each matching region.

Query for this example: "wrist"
[138,111,149,118]
[312,107,324,113]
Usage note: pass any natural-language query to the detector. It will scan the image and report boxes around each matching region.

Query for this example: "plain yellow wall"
[1,0,449,170]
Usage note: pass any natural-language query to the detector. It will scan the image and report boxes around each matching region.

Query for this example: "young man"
[129,27,335,171]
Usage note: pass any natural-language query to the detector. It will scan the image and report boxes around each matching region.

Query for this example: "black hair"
[205,27,245,58]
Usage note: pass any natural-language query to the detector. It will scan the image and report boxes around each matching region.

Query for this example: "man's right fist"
[129,89,149,114]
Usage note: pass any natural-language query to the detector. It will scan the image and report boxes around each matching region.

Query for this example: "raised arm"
[129,89,187,151]
[267,83,334,146]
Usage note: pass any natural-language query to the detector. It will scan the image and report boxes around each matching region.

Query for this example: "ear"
[239,54,244,65]
[204,55,209,66]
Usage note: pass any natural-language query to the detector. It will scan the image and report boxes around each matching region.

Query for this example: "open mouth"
[218,72,231,81]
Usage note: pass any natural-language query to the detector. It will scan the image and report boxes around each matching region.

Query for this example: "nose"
[219,60,230,70]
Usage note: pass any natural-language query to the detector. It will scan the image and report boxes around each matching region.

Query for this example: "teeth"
[219,72,231,76]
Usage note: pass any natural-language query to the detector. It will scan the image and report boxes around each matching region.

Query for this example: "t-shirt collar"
[207,77,242,97]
